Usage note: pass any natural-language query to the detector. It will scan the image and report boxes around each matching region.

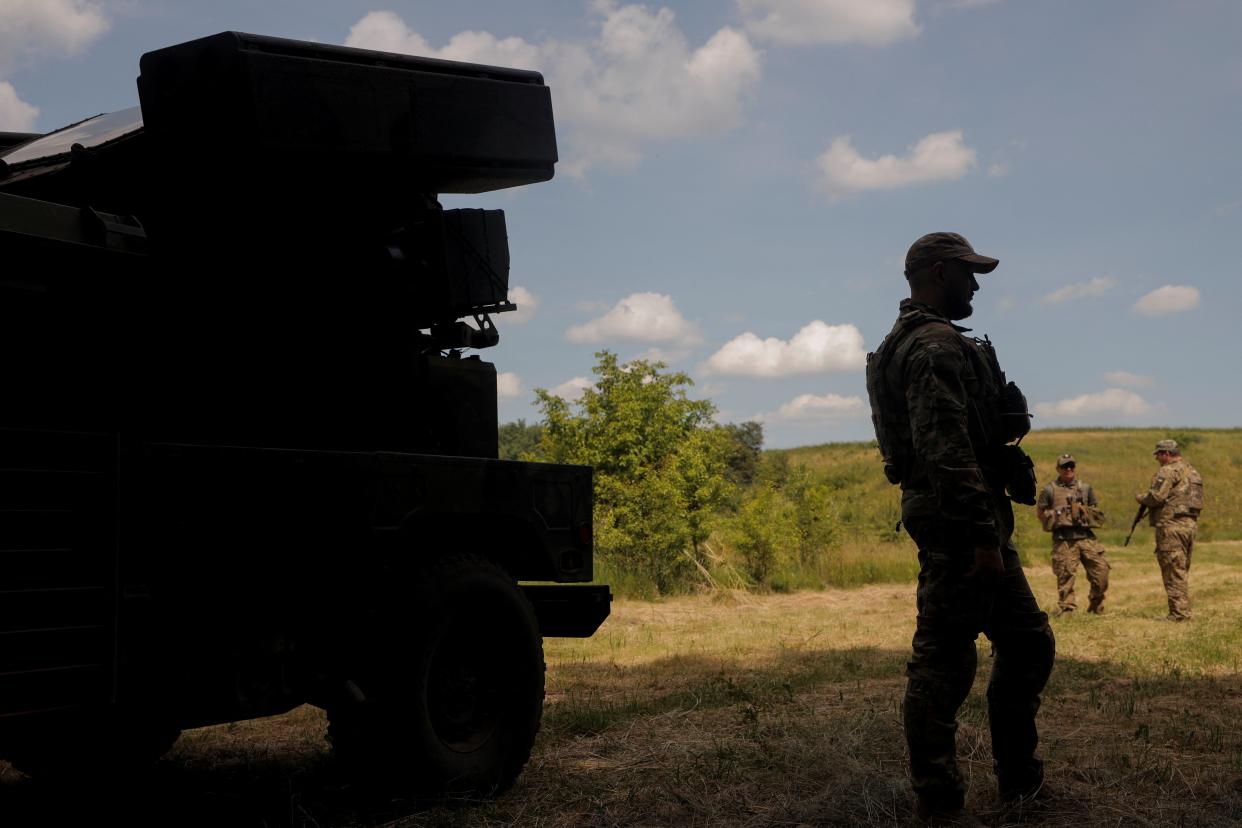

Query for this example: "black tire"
[328,553,545,798]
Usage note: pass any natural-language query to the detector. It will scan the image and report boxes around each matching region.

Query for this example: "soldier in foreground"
[1037,454,1109,615]
[866,232,1055,822]
[1136,439,1204,621]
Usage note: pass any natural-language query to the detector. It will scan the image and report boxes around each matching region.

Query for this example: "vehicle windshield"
[1,107,144,166]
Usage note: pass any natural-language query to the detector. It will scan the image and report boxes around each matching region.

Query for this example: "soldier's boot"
[987,624,1055,804]
[905,667,974,825]
[1087,593,1105,614]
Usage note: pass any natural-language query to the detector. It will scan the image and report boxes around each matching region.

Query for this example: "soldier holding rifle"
[1134,439,1204,621]
[1037,454,1108,615]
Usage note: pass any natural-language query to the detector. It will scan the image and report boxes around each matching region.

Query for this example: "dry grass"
[5,542,1242,826]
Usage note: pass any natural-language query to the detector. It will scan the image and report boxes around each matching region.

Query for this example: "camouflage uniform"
[867,289,1055,810]
[1037,474,1109,614]
[1139,446,1203,621]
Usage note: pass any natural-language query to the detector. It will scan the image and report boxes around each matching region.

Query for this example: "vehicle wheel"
[328,553,545,798]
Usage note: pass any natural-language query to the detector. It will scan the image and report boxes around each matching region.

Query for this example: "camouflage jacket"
[866,299,1012,549]
[1140,458,1204,527]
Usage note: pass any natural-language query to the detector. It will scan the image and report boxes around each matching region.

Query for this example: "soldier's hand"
[1134,493,1144,504]
[967,546,1004,578]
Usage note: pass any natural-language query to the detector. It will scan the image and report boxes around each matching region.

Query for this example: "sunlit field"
[6,540,1241,826]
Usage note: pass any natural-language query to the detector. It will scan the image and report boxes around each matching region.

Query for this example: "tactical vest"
[1043,481,1102,531]
[1168,462,1204,517]
[866,303,1033,496]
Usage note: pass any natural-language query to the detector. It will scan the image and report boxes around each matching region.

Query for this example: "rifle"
[1123,504,1148,546]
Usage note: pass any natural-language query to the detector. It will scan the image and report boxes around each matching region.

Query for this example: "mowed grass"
[8,541,1242,826]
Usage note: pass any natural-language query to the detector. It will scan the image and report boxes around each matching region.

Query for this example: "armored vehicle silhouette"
[0,32,609,796]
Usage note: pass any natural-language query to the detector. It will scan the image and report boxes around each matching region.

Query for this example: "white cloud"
[496,372,523,400]
[549,376,592,402]
[1041,276,1118,304]
[566,292,701,345]
[703,321,865,377]
[507,286,538,324]
[1033,388,1154,420]
[634,347,691,364]
[997,296,1018,313]
[738,0,918,46]
[0,0,109,75]
[761,393,866,422]
[346,3,761,177]
[0,81,38,131]
[1102,371,1155,389]
[941,0,1000,8]
[816,130,976,198]
[987,161,1010,177]
[1133,285,1200,316]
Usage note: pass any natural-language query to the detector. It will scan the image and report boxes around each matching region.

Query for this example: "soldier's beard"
[947,296,974,320]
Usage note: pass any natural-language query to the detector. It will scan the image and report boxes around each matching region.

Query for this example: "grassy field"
[775,427,1242,548]
[6,540,1242,826]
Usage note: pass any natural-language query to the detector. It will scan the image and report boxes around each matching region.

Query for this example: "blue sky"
[3,0,1239,448]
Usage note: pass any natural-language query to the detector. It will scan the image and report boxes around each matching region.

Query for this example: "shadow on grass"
[3,647,1242,827]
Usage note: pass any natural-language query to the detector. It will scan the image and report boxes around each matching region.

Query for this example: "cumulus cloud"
[816,130,976,198]
[1033,388,1154,420]
[1133,285,1200,316]
[346,3,762,177]
[702,321,866,377]
[738,0,918,46]
[496,372,523,400]
[761,393,866,422]
[634,347,691,364]
[1102,371,1155,389]
[566,292,701,345]
[0,81,38,131]
[549,376,592,402]
[507,286,538,324]
[0,0,109,75]
[1041,276,1118,305]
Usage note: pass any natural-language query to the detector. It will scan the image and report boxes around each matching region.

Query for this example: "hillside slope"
[770,428,1242,552]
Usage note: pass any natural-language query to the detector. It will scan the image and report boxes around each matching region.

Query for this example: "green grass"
[770,426,1242,551]
[44,539,1241,826]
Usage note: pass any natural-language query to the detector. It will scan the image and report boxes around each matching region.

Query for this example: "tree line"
[501,351,854,597]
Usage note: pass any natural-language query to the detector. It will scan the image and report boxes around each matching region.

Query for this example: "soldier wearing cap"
[1037,454,1108,615]
[866,232,1054,821]
[1136,439,1204,621]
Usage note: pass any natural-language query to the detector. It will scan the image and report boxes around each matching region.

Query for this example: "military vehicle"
[0,32,609,796]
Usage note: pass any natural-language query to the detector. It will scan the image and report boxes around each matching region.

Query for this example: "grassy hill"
[768,427,1242,557]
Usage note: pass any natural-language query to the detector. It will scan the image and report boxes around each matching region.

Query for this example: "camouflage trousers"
[902,520,1056,806]
[1155,517,1197,620]
[1051,536,1109,613]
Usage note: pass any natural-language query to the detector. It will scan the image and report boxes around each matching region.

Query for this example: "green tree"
[498,419,543,460]
[784,464,837,567]
[731,485,796,586]
[534,352,731,594]
[719,421,764,486]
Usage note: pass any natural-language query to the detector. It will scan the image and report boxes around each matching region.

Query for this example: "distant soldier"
[866,232,1055,822]
[1136,439,1204,621]
[1037,454,1108,615]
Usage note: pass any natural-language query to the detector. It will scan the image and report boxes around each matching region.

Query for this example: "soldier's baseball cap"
[905,232,999,276]
[1154,439,1180,455]
[1056,454,1076,468]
